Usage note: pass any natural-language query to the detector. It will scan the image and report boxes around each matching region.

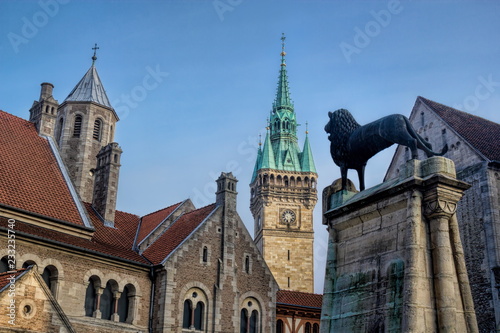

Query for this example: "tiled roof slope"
[277,290,323,309]
[0,268,28,292]
[142,204,217,265]
[419,97,500,161]
[0,211,148,265]
[0,111,85,226]
[83,203,148,263]
[136,202,182,245]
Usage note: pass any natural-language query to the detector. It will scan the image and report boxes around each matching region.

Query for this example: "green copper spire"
[260,128,276,169]
[273,33,294,112]
[251,34,316,183]
[300,125,317,173]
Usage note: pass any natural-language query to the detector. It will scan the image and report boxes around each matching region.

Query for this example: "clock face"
[281,209,296,224]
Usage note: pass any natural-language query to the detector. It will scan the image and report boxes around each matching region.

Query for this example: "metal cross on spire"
[280,33,286,66]
[92,43,99,65]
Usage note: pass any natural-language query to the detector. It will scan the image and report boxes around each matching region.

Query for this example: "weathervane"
[92,43,99,65]
[281,33,286,66]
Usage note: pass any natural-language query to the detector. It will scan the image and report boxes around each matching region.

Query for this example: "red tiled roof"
[136,202,182,245]
[83,203,148,263]
[419,97,500,161]
[142,204,217,265]
[277,290,323,309]
[0,111,85,226]
[0,207,149,264]
[0,268,28,291]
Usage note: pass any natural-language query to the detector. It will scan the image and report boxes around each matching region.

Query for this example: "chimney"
[29,82,58,137]
[215,172,238,211]
[40,82,54,99]
[92,143,122,226]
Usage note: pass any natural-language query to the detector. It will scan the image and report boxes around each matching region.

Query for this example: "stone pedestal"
[320,157,478,332]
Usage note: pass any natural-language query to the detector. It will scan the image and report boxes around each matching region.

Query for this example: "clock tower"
[250,34,317,293]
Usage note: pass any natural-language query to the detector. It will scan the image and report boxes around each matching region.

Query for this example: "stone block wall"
[322,157,478,332]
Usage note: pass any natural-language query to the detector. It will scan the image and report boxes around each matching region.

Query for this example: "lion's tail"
[404,117,448,156]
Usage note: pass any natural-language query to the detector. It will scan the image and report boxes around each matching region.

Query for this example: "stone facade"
[0,227,151,332]
[321,157,478,332]
[385,97,500,332]
[0,268,74,333]
[56,100,118,203]
[251,170,317,293]
[151,173,278,333]
[0,57,279,333]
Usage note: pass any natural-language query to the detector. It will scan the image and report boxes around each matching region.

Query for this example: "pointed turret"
[64,65,113,109]
[300,128,316,173]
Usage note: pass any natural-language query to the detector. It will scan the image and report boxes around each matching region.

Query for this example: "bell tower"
[250,34,318,293]
[55,45,120,204]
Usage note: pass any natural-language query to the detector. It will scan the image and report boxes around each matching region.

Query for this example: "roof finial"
[259,133,262,147]
[305,121,309,135]
[92,43,99,66]
[280,33,286,66]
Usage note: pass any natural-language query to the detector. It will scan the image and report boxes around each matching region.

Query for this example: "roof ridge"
[278,289,323,296]
[0,110,36,125]
[141,201,183,219]
[83,201,140,219]
[418,96,499,126]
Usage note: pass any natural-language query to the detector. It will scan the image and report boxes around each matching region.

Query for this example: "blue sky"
[1,0,499,293]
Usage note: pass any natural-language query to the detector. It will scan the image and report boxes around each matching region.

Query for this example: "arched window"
[93,119,102,141]
[117,286,129,323]
[183,300,192,329]
[250,310,258,333]
[277,319,284,333]
[42,265,58,297]
[194,302,204,330]
[245,256,250,274]
[313,323,319,333]
[22,260,36,268]
[0,257,9,273]
[241,298,260,333]
[240,309,248,333]
[202,247,208,263]
[305,322,312,333]
[182,288,207,330]
[100,280,116,320]
[84,276,100,317]
[56,117,64,144]
[73,115,82,138]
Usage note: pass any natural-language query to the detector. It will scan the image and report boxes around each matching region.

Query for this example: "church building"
[0,49,278,333]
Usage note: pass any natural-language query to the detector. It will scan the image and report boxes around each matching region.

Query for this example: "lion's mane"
[327,109,361,166]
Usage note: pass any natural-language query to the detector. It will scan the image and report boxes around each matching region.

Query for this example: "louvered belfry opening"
[93,119,102,141]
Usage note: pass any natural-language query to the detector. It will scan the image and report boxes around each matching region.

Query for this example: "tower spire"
[92,43,99,66]
[273,33,293,112]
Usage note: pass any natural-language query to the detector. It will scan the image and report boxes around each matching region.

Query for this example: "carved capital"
[424,199,457,219]
[422,180,464,220]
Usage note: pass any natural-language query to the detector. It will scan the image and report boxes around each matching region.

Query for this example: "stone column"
[111,291,121,322]
[402,189,424,332]
[422,177,470,332]
[94,287,104,319]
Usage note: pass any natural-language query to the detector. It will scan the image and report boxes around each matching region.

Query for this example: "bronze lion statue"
[325,109,448,191]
